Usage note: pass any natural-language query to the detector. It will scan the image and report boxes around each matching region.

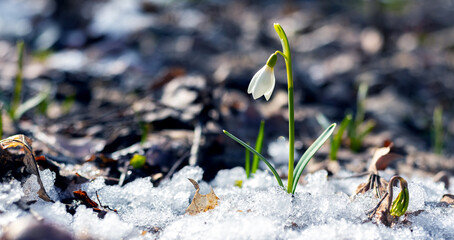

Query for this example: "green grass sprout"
[10,41,25,118]
[245,144,251,178]
[433,105,443,155]
[329,114,352,160]
[348,82,375,152]
[316,113,352,161]
[0,105,3,139]
[251,120,265,174]
[3,41,50,121]
[224,129,284,188]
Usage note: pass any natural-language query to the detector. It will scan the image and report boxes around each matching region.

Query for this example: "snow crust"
[1,166,453,239]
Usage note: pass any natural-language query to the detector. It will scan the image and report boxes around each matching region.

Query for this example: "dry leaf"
[440,194,454,205]
[368,141,401,173]
[0,135,52,202]
[186,178,219,216]
[73,190,99,208]
[372,192,397,227]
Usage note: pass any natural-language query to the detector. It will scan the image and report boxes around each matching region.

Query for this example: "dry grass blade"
[0,134,52,202]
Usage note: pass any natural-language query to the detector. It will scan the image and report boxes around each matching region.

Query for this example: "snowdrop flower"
[247,53,277,101]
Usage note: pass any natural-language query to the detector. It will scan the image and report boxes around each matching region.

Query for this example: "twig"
[189,121,202,166]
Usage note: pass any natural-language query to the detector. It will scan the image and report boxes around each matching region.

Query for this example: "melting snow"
[0,166,453,239]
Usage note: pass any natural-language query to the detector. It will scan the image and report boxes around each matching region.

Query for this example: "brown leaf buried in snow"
[0,135,52,202]
[368,141,402,173]
[73,190,99,208]
[186,178,219,216]
[440,194,454,205]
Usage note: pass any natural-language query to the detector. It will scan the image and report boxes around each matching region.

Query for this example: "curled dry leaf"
[440,194,454,206]
[0,135,52,202]
[186,178,219,216]
[368,141,402,173]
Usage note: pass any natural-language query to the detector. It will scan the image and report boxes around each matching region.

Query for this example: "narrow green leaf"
[11,40,25,118]
[14,88,50,120]
[292,123,336,194]
[433,106,443,155]
[251,120,265,173]
[245,145,250,178]
[223,130,284,188]
[0,106,3,139]
[330,114,352,160]
[315,113,330,130]
[355,82,368,127]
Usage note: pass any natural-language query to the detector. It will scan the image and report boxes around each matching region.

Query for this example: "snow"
[1,166,453,239]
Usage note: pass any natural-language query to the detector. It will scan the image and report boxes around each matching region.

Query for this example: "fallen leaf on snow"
[0,135,52,202]
[186,178,219,216]
[440,194,454,206]
[73,190,99,209]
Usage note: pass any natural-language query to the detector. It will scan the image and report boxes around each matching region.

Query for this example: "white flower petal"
[264,71,275,101]
[248,66,265,94]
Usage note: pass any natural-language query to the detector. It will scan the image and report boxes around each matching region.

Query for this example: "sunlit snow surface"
[1,166,453,239]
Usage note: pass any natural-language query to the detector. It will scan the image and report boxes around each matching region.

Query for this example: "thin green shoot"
[315,114,330,130]
[5,41,49,120]
[13,86,50,120]
[251,120,265,174]
[223,130,284,188]
[348,82,374,152]
[0,106,3,139]
[245,145,251,178]
[139,121,149,145]
[433,106,443,155]
[329,114,352,160]
[10,40,25,118]
[291,123,336,193]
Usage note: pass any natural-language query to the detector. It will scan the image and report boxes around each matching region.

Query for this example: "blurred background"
[0,0,453,180]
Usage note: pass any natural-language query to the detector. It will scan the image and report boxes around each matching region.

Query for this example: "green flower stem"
[274,23,294,193]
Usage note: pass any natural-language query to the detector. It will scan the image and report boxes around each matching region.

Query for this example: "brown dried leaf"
[440,194,454,205]
[368,141,401,173]
[0,134,52,202]
[73,190,99,208]
[186,178,219,216]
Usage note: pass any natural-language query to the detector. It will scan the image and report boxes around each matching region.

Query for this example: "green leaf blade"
[223,130,284,188]
[251,120,265,174]
[330,114,352,160]
[291,123,336,194]
[245,146,250,178]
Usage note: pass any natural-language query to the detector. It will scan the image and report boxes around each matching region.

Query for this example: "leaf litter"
[0,134,52,202]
